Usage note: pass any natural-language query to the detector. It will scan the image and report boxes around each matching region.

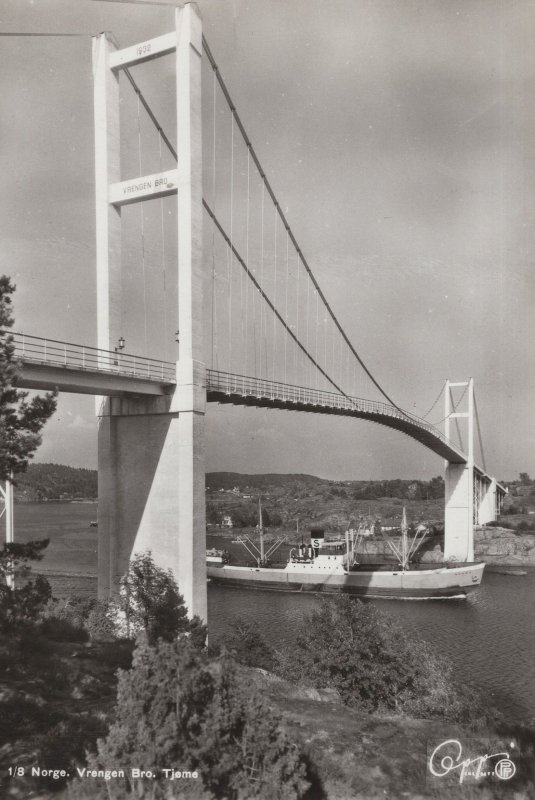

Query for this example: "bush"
[83,636,313,799]
[0,694,60,745]
[38,616,89,642]
[86,600,120,641]
[37,715,108,791]
[43,595,95,627]
[224,617,275,670]
[275,596,487,723]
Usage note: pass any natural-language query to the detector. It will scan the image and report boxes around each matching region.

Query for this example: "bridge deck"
[9,331,470,465]
[206,370,467,464]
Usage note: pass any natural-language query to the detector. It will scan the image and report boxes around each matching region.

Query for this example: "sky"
[0,0,533,481]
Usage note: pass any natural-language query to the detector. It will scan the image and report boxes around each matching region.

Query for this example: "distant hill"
[13,463,97,502]
[205,472,323,491]
[11,465,447,508]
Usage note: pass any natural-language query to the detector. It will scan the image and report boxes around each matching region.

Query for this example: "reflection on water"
[13,504,535,724]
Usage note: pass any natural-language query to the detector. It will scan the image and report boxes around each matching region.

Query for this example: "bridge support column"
[444,379,474,562]
[97,392,207,621]
[478,477,497,525]
[444,464,474,561]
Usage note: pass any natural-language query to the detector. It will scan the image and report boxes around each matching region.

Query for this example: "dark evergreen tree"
[87,636,312,799]
[0,276,56,481]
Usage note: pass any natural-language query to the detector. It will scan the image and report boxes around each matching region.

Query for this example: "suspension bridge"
[1,4,505,620]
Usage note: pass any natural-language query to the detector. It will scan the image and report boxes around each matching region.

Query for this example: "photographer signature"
[429,739,515,784]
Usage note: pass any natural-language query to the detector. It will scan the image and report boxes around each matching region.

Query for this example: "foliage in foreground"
[0,539,52,629]
[223,616,276,671]
[275,595,490,725]
[0,275,57,481]
[73,635,315,800]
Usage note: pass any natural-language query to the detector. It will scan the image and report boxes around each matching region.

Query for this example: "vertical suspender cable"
[228,115,234,373]
[323,314,327,379]
[239,162,245,374]
[332,317,335,387]
[211,68,217,370]
[339,330,343,391]
[315,289,319,390]
[260,181,265,376]
[251,168,257,377]
[158,132,168,361]
[295,252,300,382]
[305,276,310,388]
[245,147,250,376]
[284,230,289,385]
[137,95,148,356]
[272,209,277,381]
[226,240,231,373]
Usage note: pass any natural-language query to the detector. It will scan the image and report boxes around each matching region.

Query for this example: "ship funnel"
[310,527,324,551]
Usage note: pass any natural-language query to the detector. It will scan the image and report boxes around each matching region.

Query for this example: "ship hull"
[207,562,485,599]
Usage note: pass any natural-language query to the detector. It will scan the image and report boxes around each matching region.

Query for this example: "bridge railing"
[6,331,177,384]
[206,369,457,451]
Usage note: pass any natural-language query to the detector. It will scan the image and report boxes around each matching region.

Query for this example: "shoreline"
[207,526,535,567]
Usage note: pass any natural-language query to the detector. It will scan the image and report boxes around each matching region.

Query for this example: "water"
[12,503,535,725]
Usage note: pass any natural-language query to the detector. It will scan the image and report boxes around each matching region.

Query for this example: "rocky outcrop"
[475,527,535,565]
[354,528,535,566]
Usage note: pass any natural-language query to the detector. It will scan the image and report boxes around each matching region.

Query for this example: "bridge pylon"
[444,378,475,561]
[93,4,207,620]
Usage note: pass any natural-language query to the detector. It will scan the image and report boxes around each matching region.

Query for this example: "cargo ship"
[206,509,485,600]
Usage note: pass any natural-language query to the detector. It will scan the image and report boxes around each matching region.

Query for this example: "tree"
[0,539,52,628]
[120,551,206,646]
[86,636,313,800]
[519,472,532,486]
[0,276,57,481]
[428,475,445,499]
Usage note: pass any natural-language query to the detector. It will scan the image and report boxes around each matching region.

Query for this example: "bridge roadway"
[9,331,471,465]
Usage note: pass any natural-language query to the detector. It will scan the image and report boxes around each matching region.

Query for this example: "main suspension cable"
[203,198,346,396]
[422,382,445,420]
[473,394,487,471]
[202,34,400,410]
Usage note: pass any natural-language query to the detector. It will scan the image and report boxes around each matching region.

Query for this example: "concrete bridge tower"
[444,378,474,562]
[93,4,207,620]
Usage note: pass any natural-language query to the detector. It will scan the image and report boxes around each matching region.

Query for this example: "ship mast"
[401,506,408,570]
[258,496,265,566]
